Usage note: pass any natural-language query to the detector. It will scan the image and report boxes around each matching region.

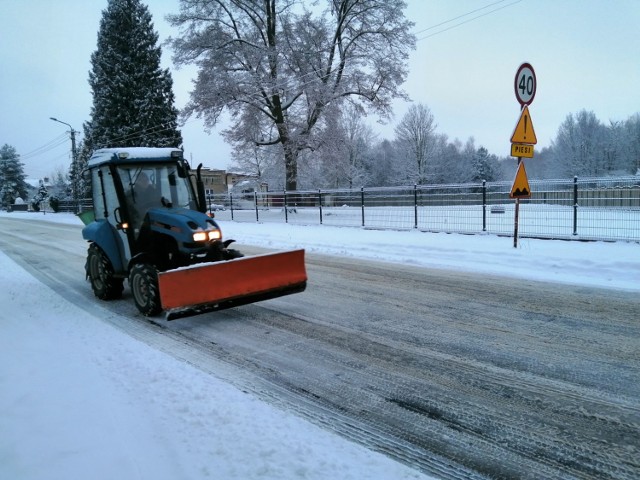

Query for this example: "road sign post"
[514,184,520,248]
[511,63,537,248]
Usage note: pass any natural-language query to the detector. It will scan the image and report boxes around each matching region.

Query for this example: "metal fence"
[56,199,93,213]
[207,176,640,242]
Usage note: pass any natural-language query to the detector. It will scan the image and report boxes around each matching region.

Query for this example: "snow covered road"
[1,214,639,479]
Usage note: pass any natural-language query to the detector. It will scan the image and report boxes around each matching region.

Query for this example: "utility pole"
[50,117,79,212]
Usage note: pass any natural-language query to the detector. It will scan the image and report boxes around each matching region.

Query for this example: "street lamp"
[50,117,79,212]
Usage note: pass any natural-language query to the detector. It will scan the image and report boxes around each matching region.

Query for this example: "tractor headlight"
[192,229,222,242]
[192,231,207,242]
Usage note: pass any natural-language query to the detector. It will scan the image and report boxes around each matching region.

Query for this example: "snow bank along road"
[1,216,638,480]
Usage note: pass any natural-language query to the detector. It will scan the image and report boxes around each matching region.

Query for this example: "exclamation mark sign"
[524,114,528,140]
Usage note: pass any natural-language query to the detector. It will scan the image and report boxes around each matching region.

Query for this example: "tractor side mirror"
[195,163,206,213]
[176,160,189,178]
[114,207,129,231]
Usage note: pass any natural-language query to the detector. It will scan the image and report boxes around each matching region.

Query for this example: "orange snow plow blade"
[158,249,307,320]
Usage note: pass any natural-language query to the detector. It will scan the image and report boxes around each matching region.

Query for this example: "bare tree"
[624,114,640,174]
[319,104,376,188]
[168,0,415,191]
[394,103,437,184]
[424,133,452,184]
[551,110,607,177]
[367,139,399,187]
[229,142,270,178]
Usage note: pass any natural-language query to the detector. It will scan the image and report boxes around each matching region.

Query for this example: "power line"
[416,0,523,41]
[414,0,512,35]
[46,151,74,164]
[20,133,71,161]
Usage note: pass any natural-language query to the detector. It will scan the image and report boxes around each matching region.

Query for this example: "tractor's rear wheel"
[129,263,162,316]
[87,243,124,300]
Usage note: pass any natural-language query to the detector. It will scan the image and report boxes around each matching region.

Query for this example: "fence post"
[573,176,578,235]
[284,189,289,223]
[318,189,323,225]
[482,180,487,232]
[229,193,234,221]
[254,191,259,222]
[414,184,418,229]
[361,187,365,227]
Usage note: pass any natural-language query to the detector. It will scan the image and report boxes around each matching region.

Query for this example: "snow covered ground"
[1,211,638,480]
[222,218,640,292]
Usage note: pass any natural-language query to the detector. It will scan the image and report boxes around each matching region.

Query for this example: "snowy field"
[212,202,640,242]
[1,211,638,480]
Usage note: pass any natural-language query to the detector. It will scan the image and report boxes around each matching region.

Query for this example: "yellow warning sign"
[510,161,531,199]
[511,105,537,144]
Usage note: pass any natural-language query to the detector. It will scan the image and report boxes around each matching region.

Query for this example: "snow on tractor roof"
[88,147,183,168]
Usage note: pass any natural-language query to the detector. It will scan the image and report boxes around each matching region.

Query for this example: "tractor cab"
[117,161,197,236]
[84,147,224,272]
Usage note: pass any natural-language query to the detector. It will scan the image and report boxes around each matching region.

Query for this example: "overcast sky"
[2,0,639,180]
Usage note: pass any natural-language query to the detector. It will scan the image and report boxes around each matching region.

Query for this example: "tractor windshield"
[118,163,198,229]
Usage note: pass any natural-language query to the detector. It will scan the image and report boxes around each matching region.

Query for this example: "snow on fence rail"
[207,176,640,242]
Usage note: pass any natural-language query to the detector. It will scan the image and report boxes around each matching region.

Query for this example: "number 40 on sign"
[514,63,536,106]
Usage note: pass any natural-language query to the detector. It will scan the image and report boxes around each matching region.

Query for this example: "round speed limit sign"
[514,63,536,106]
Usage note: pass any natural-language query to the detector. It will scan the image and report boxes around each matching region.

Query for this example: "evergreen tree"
[71,139,91,201]
[50,168,69,199]
[31,183,49,212]
[0,144,29,208]
[470,147,497,182]
[85,0,182,151]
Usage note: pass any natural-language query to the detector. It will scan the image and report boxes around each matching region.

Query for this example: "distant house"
[193,166,271,211]
[13,178,52,211]
[26,177,53,193]
[197,167,266,197]
[197,167,227,196]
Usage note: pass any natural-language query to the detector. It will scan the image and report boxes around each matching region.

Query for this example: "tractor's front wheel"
[129,263,162,316]
[87,243,124,300]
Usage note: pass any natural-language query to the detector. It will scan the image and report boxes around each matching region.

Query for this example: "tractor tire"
[129,263,162,316]
[87,243,124,300]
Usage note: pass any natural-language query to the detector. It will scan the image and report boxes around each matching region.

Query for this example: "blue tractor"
[81,147,306,319]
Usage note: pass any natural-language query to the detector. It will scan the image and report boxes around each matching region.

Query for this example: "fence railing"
[207,176,640,242]
[56,199,93,213]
